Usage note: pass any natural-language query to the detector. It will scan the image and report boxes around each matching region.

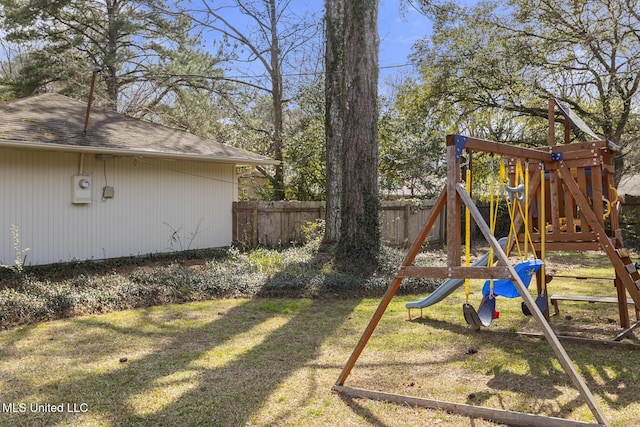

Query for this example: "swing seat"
[521,294,548,316]
[463,303,483,329]
[477,295,497,327]
[482,259,544,299]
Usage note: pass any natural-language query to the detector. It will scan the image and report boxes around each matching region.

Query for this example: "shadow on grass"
[385,306,640,422]
[2,297,361,426]
[1,244,384,427]
[337,394,389,427]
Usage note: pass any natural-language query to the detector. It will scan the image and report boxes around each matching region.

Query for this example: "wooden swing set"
[333,99,640,427]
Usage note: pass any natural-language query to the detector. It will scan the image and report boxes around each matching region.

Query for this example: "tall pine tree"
[0,0,220,115]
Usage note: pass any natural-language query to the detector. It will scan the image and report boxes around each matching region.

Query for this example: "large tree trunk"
[337,0,380,262]
[323,0,344,244]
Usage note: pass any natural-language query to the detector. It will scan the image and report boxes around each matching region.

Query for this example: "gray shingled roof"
[0,93,278,165]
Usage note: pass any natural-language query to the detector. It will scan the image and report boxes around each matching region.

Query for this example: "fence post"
[403,203,410,247]
[252,204,258,247]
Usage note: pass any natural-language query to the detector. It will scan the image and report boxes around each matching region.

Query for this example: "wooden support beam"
[446,143,461,267]
[612,320,640,342]
[447,134,553,161]
[333,386,605,427]
[515,331,640,349]
[562,158,605,169]
[532,231,598,243]
[615,277,631,328]
[549,98,557,146]
[465,137,551,161]
[335,187,448,387]
[536,242,601,252]
[564,183,576,234]
[550,140,611,152]
[397,266,511,279]
[457,183,610,426]
[558,164,640,309]
[592,164,605,223]
[550,169,562,233]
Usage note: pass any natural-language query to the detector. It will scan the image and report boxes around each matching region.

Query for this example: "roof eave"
[0,139,280,166]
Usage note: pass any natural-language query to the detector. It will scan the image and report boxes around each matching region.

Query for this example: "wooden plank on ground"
[333,386,605,427]
[514,332,640,349]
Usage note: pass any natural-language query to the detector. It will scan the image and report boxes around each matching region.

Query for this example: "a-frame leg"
[334,186,447,386]
[334,181,610,426]
[457,183,610,426]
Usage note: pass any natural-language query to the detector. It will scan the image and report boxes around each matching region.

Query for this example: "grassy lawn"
[1,250,639,426]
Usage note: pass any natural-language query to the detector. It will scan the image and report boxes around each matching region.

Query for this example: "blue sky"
[198,1,436,91]
[378,1,433,85]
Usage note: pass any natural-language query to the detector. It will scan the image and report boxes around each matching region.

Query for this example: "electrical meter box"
[72,175,92,204]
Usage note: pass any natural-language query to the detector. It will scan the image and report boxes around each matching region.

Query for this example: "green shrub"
[0,241,439,328]
[0,288,47,326]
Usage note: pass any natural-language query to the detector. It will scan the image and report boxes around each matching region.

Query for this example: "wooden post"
[615,276,630,328]
[446,137,461,267]
[548,100,562,233]
[591,164,605,225]
[548,99,557,147]
[403,203,410,246]
[252,205,258,247]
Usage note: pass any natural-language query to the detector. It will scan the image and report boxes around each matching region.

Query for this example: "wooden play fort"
[333,99,640,427]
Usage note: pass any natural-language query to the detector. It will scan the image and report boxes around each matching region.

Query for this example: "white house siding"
[1,147,237,265]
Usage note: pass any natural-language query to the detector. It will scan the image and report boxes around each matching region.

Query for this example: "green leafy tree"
[378,80,448,199]
[410,0,640,182]
[176,0,321,200]
[0,36,29,101]
[285,78,326,201]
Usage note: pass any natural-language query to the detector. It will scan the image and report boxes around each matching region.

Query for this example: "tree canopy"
[409,0,640,178]
[175,0,322,200]
[0,0,221,114]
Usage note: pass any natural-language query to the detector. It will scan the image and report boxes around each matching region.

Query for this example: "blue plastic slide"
[405,237,508,310]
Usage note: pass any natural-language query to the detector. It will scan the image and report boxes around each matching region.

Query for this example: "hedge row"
[0,242,438,328]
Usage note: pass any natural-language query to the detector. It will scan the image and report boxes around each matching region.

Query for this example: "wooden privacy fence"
[232,200,444,248]
[232,198,640,249]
